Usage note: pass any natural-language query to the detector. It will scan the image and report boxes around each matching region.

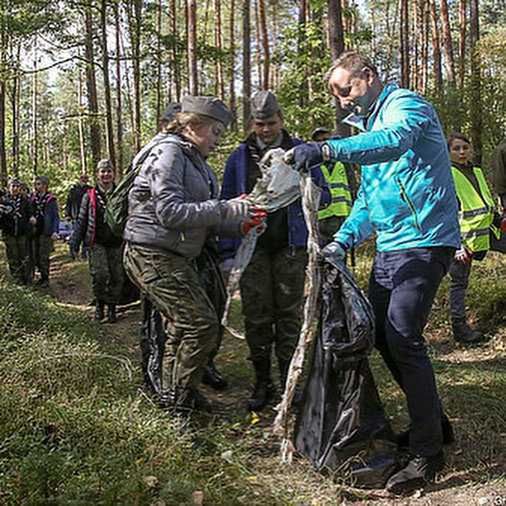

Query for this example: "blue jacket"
[219,138,330,259]
[328,83,460,252]
[30,192,60,237]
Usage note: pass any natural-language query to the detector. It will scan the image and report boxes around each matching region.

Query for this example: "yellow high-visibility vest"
[318,161,353,220]
[451,165,500,252]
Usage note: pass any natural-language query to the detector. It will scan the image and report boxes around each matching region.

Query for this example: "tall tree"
[439,0,456,84]
[428,0,443,91]
[242,0,251,128]
[229,0,237,129]
[214,0,225,99]
[258,0,270,89]
[84,1,102,169]
[469,0,482,162]
[458,0,467,91]
[0,10,7,185]
[399,0,410,88]
[187,0,198,95]
[114,1,123,175]
[100,0,116,169]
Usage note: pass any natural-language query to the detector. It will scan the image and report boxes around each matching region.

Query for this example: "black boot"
[386,451,445,493]
[396,413,455,450]
[202,360,228,390]
[248,360,274,412]
[452,320,483,344]
[94,301,105,321]
[175,386,212,413]
[107,304,117,323]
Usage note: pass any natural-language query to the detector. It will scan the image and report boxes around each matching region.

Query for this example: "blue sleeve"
[327,94,433,165]
[220,152,239,200]
[310,165,331,208]
[49,200,60,235]
[334,184,373,249]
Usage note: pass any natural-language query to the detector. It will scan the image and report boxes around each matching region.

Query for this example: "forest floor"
[0,242,505,505]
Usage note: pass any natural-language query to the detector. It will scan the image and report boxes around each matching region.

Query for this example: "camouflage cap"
[162,102,182,122]
[97,159,113,171]
[250,90,281,120]
[181,96,232,127]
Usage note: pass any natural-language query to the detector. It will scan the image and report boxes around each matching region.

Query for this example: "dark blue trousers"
[368,247,454,457]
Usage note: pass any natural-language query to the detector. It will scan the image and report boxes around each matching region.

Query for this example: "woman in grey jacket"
[124,96,262,412]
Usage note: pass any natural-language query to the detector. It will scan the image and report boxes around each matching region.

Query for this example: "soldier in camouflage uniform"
[219,91,330,411]
[124,96,263,412]
[29,176,60,287]
[72,159,124,323]
[1,179,31,284]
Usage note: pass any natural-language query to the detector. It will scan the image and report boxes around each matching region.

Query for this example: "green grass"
[0,244,505,504]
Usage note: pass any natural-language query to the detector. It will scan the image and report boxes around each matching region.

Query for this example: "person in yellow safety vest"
[311,128,356,245]
[448,132,502,344]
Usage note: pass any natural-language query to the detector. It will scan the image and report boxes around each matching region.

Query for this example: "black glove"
[283,142,327,172]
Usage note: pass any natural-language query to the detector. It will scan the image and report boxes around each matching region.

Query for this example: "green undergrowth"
[0,282,287,505]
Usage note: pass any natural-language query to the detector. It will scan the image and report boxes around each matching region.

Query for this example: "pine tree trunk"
[101,0,117,170]
[115,1,123,176]
[428,0,443,91]
[458,0,467,91]
[254,0,262,88]
[187,0,198,95]
[214,0,225,99]
[31,44,39,175]
[84,2,102,169]
[399,0,410,88]
[10,46,21,176]
[439,0,456,84]
[229,0,237,129]
[242,0,252,128]
[258,0,269,90]
[78,68,88,176]
[156,0,163,122]
[171,0,181,101]
[469,0,481,163]
[0,79,6,186]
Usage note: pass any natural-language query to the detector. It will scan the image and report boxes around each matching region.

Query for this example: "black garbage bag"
[294,256,398,489]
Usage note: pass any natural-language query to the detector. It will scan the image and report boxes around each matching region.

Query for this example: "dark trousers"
[368,247,453,457]
[449,258,472,323]
[31,235,53,281]
[4,235,29,284]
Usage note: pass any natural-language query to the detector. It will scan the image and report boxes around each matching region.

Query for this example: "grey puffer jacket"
[124,133,248,258]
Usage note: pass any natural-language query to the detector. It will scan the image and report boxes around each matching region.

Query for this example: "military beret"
[181,96,232,127]
[250,90,281,119]
[162,102,182,122]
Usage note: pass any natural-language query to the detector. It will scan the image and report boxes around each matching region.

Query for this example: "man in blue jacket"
[220,91,329,412]
[286,51,460,492]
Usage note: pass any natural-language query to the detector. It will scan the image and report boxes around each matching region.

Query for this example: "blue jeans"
[368,246,454,457]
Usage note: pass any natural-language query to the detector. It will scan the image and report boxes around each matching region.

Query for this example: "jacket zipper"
[396,177,421,231]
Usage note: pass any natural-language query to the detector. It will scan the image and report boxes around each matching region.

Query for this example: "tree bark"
[84,2,102,169]
[242,0,252,128]
[115,1,123,176]
[229,0,237,129]
[428,0,443,91]
[156,0,163,122]
[10,44,21,175]
[187,0,198,95]
[31,43,39,175]
[399,0,410,88]
[78,68,88,176]
[458,0,467,91]
[469,0,481,163]
[439,0,456,84]
[254,0,262,88]
[258,0,269,90]
[101,0,116,169]
[214,0,225,99]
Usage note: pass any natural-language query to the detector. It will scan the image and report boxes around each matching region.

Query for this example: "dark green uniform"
[89,243,124,304]
[5,235,29,284]
[124,243,218,389]
[32,235,53,282]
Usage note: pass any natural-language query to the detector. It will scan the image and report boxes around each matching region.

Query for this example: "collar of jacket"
[342,82,399,132]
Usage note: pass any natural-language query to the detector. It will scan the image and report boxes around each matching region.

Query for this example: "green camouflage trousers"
[31,235,53,281]
[239,246,307,364]
[88,244,125,304]
[4,235,29,284]
[124,243,218,390]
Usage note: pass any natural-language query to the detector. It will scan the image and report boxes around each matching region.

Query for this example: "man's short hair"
[326,51,379,81]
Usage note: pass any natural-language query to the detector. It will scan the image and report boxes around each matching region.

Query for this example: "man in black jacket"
[72,160,124,323]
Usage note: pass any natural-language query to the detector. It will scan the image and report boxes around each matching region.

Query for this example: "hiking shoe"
[202,362,228,390]
[386,451,445,494]
[396,414,455,450]
[247,382,275,412]
[452,321,483,344]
